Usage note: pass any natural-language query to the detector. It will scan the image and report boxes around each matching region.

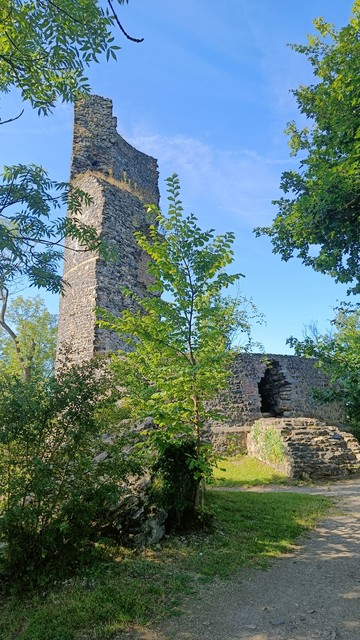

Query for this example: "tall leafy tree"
[256,1,360,293]
[99,175,255,512]
[0,164,102,289]
[0,294,57,381]
[0,163,109,355]
[288,305,360,435]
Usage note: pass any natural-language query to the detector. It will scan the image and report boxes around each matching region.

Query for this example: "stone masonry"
[247,418,360,480]
[56,95,159,364]
[211,353,346,431]
[56,95,348,469]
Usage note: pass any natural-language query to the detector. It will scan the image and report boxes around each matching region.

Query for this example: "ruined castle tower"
[56,95,160,364]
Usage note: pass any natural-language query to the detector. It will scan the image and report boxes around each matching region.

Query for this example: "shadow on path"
[124,479,360,640]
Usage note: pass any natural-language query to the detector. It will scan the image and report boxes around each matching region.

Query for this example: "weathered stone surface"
[247,417,360,479]
[211,353,346,430]
[111,474,167,548]
[211,426,249,456]
[94,417,166,548]
[56,94,159,365]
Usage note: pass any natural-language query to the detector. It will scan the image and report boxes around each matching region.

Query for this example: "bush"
[288,306,360,439]
[152,439,205,531]
[0,359,137,585]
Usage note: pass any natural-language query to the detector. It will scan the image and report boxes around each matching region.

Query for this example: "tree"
[0,164,110,360]
[255,1,360,294]
[0,0,138,118]
[288,304,360,435]
[0,1,139,324]
[98,175,255,517]
[0,163,105,284]
[0,294,57,381]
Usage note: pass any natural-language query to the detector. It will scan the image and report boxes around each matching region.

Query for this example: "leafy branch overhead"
[0,164,104,293]
[0,0,140,116]
[0,1,140,344]
[255,1,360,293]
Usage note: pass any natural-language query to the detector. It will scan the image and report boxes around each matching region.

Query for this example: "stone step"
[247,416,360,480]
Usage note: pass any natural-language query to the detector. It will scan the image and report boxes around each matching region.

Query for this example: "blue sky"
[1,0,357,353]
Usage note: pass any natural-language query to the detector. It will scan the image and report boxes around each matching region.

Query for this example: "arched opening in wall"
[258,360,292,417]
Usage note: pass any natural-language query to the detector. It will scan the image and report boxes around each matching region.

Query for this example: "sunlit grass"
[0,490,331,640]
[212,455,289,487]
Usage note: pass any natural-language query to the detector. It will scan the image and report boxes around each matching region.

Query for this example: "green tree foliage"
[0,358,135,583]
[0,294,57,381]
[0,164,104,293]
[0,164,107,365]
[0,1,134,305]
[99,175,255,515]
[0,0,129,117]
[256,1,360,293]
[288,305,360,435]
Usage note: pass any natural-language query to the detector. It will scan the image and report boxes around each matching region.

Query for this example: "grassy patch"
[212,455,289,487]
[160,491,330,577]
[0,491,331,640]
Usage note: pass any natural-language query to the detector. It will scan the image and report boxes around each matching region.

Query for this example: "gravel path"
[125,479,360,640]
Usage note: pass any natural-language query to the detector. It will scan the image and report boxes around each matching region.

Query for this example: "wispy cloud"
[127,128,288,229]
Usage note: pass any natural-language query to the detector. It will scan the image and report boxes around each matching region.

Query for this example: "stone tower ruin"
[56,95,346,437]
[56,95,159,364]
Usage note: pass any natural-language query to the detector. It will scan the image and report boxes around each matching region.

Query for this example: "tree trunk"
[0,286,31,381]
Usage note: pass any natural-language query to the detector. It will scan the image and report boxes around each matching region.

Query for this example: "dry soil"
[122,479,360,640]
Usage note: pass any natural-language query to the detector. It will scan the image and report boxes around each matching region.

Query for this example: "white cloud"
[127,129,287,229]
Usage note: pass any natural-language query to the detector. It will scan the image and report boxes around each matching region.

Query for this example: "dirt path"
[125,479,360,640]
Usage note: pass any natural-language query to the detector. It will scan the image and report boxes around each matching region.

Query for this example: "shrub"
[0,359,137,585]
[152,439,202,531]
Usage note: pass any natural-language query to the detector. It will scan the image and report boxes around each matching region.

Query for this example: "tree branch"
[0,109,24,125]
[107,0,144,43]
[43,0,83,25]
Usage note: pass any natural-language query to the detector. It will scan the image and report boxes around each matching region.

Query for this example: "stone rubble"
[247,417,360,479]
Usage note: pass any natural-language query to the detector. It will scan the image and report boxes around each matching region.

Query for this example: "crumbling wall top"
[71,94,159,205]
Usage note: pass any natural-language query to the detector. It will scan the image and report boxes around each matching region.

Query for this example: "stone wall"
[56,95,160,364]
[55,95,346,433]
[247,418,360,479]
[212,353,346,429]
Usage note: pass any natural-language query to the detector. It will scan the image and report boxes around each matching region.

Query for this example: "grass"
[212,454,290,487]
[0,489,332,640]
